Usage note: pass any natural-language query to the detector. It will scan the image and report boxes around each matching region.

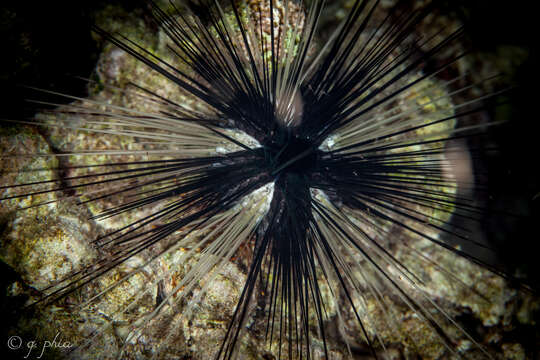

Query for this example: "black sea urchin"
[1,0,537,359]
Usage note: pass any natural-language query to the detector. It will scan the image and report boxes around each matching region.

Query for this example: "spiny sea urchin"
[1,0,538,359]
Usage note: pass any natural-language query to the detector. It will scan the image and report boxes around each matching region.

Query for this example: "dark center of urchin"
[262,129,320,177]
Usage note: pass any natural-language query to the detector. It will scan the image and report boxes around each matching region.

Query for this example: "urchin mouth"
[263,130,320,177]
[221,89,322,191]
